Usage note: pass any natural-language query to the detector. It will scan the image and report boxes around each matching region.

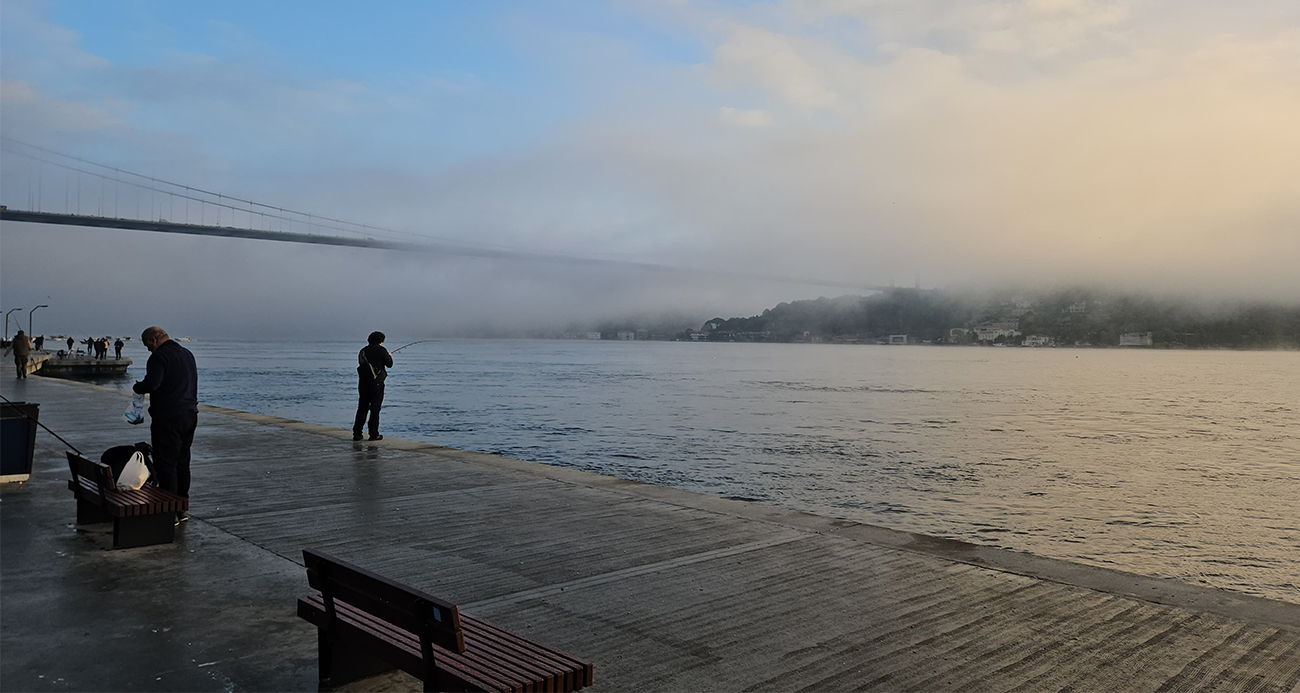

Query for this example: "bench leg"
[77,498,113,525]
[113,513,176,549]
[318,630,397,691]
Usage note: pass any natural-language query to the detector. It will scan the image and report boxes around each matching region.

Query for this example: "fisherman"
[114,338,124,360]
[34,335,44,351]
[67,337,74,353]
[12,330,31,379]
[353,331,393,441]
[133,326,198,525]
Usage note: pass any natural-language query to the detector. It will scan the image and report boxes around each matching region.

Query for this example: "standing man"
[133,326,198,524]
[34,335,44,351]
[353,331,393,441]
[66,337,74,353]
[11,330,31,378]
[114,338,124,359]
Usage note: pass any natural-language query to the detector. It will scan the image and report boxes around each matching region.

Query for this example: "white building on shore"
[1119,332,1153,346]
[974,323,1021,341]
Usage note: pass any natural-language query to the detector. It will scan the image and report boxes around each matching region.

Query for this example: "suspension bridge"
[0,137,897,293]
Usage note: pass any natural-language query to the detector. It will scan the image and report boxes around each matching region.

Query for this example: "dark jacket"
[133,340,198,418]
[358,344,393,383]
[12,335,31,358]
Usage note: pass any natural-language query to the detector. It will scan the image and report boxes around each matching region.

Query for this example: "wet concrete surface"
[2,375,1298,692]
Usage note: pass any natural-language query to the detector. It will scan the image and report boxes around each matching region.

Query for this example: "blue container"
[0,401,39,482]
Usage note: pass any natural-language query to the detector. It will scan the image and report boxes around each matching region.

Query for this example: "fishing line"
[0,393,84,455]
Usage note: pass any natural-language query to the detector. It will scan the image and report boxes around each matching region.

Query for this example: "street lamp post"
[28,305,48,338]
[4,308,21,340]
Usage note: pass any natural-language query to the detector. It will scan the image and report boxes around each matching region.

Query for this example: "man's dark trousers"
[354,381,384,438]
[152,412,197,498]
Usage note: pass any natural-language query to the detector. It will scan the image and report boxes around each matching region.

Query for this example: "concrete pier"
[2,375,1298,692]
[2,349,51,377]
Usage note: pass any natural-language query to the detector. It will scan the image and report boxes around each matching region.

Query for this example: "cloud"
[0,80,122,132]
[614,0,1300,297]
[711,26,843,110]
[3,0,1300,340]
[717,106,775,128]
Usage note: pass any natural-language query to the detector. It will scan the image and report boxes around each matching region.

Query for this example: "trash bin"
[0,401,39,482]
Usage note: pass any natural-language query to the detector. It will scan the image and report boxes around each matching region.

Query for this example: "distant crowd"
[78,336,125,360]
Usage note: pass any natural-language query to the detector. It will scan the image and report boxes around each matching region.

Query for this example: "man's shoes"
[352,433,363,441]
[369,435,383,441]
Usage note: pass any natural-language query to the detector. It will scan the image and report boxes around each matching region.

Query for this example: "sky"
[2,0,1298,338]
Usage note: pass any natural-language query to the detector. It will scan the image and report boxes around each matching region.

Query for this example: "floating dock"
[1,375,1297,691]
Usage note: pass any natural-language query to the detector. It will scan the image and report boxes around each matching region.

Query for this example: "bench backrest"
[303,548,465,654]
[67,451,115,495]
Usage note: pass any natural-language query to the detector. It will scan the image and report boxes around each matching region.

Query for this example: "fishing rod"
[389,339,439,354]
[0,393,84,455]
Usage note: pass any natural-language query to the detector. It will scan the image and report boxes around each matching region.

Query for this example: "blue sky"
[15,1,711,167]
[2,0,1299,336]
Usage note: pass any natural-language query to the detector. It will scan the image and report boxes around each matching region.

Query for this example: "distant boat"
[177,337,193,342]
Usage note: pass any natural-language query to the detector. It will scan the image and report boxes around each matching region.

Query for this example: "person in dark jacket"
[66,337,74,353]
[133,326,198,523]
[353,331,393,441]
[114,338,124,359]
[12,330,31,378]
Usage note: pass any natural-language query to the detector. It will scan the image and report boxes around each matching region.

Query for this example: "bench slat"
[301,593,592,692]
[464,616,593,689]
[300,595,523,692]
[460,620,568,692]
[297,551,591,692]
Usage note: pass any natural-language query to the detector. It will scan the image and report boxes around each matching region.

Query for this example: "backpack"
[101,442,156,488]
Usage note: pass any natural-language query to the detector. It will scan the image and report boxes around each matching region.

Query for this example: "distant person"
[34,335,44,351]
[83,337,93,356]
[67,337,74,353]
[114,338,124,359]
[12,330,31,378]
[133,326,198,525]
[353,331,393,441]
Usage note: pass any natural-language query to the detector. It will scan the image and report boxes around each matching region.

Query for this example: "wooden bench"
[66,452,188,549]
[297,549,594,692]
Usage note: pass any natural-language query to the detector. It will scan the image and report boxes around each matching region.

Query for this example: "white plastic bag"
[125,394,146,425]
[117,451,150,490]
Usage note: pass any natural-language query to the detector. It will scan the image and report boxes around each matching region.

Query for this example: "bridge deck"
[2,375,1298,692]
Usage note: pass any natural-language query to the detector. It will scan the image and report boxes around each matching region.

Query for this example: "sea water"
[111,339,1300,603]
